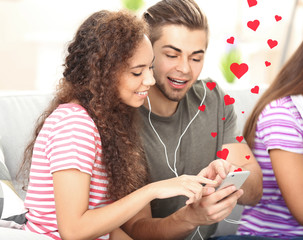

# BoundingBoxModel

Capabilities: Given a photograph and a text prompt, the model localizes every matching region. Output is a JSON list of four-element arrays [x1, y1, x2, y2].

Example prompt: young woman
[[236, 41, 303, 239], [19, 10, 214, 240]]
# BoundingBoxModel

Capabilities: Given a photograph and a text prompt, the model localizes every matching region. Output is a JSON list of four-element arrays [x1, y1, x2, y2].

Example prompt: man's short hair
[[143, 0, 209, 46]]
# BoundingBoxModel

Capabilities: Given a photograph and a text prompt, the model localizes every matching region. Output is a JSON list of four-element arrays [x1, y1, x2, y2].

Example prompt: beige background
[[0, 0, 302, 91]]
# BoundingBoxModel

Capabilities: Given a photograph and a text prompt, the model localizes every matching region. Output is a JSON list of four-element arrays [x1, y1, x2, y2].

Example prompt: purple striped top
[[237, 96, 303, 239]]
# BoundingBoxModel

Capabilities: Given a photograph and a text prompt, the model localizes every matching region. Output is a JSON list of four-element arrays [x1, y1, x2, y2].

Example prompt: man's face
[[152, 25, 207, 102]]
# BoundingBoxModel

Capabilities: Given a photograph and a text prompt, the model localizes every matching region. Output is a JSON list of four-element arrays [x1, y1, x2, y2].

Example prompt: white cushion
[[0, 141, 27, 229]]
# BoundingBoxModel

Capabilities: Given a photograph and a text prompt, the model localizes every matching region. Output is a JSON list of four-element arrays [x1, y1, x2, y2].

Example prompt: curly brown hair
[[19, 10, 149, 200]]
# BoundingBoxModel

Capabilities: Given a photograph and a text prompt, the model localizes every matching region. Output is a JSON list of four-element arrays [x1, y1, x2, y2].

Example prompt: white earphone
[[146, 80, 207, 177], [146, 80, 246, 240]]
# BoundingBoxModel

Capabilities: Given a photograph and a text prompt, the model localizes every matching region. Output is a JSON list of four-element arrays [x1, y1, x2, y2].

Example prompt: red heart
[[224, 95, 235, 106], [251, 86, 259, 94], [265, 61, 271, 67], [245, 155, 251, 160], [222, 117, 226, 121], [227, 36, 234, 44], [234, 168, 242, 172], [236, 136, 244, 143], [242, 111, 245, 114], [247, 0, 257, 7], [211, 132, 217, 138], [206, 82, 216, 91], [275, 15, 282, 22], [217, 148, 229, 160], [267, 39, 278, 49], [198, 105, 206, 111], [247, 20, 260, 31], [230, 63, 249, 79]]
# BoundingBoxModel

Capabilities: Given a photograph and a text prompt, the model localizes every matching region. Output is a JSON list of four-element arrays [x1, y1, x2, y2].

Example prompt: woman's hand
[[149, 175, 216, 205]]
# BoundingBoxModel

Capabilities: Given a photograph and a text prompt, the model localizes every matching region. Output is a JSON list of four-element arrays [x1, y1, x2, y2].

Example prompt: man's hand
[[180, 185, 244, 227], [197, 159, 239, 186]]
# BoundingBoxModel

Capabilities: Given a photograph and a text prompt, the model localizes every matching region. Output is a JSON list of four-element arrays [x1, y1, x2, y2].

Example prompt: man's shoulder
[[187, 78, 225, 102]]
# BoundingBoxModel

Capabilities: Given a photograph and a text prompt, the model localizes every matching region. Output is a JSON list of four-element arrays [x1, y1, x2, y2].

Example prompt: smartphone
[[216, 171, 250, 191]]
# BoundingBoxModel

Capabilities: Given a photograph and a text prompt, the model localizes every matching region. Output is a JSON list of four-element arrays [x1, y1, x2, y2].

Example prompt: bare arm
[[270, 149, 303, 224], [123, 186, 243, 240], [223, 143, 263, 205], [123, 204, 192, 240], [110, 228, 133, 240], [53, 169, 213, 240]]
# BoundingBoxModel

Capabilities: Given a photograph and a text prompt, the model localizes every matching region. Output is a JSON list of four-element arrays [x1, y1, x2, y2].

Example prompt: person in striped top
[[18, 10, 216, 240], [217, 41, 303, 240]]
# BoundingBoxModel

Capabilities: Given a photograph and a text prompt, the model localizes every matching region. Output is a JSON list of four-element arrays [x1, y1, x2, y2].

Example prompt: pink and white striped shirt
[[237, 96, 303, 239], [24, 103, 111, 240]]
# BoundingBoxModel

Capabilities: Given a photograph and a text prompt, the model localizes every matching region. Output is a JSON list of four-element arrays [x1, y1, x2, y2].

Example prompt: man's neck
[[144, 86, 179, 117]]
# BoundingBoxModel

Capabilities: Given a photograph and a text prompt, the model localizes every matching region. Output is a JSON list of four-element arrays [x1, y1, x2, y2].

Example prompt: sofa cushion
[[0, 141, 27, 229], [0, 91, 52, 199], [0, 227, 53, 240]]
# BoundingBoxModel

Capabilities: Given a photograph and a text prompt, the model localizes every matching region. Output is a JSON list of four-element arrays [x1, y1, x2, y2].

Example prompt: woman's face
[[118, 35, 155, 108]]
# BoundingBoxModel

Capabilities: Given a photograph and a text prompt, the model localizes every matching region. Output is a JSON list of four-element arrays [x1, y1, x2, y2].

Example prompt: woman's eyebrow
[[131, 64, 147, 69], [131, 56, 155, 69]]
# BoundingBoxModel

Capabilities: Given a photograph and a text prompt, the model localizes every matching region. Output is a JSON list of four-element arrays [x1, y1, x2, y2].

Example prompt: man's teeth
[[136, 91, 147, 95], [169, 77, 186, 85]]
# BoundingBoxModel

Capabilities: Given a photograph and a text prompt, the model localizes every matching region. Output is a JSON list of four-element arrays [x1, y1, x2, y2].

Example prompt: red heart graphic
[[275, 15, 282, 22], [227, 36, 234, 44], [247, 20, 260, 31], [247, 0, 257, 7], [224, 95, 235, 106], [217, 148, 229, 160], [265, 61, 271, 67], [251, 86, 259, 94], [198, 105, 206, 111], [230, 63, 249, 79], [245, 155, 251, 160], [206, 82, 216, 91], [222, 117, 226, 121], [242, 111, 245, 114], [211, 132, 217, 138], [236, 136, 244, 143], [234, 168, 242, 172], [267, 39, 278, 49]]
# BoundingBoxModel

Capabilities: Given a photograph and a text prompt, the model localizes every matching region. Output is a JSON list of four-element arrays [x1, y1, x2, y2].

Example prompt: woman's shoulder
[[261, 96, 294, 115], [47, 103, 96, 129], [52, 103, 90, 119], [258, 96, 301, 127]]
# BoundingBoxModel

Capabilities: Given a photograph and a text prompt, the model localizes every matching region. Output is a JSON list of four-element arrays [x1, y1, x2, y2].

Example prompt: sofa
[[0, 86, 264, 239]]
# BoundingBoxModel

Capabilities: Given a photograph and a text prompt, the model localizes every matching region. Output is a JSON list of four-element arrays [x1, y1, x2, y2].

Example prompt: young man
[[123, 0, 263, 239]]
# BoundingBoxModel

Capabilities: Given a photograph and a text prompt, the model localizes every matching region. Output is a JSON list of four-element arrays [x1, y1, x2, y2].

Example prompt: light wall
[[199, 0, 303, 89], [0, 0, 302, 91]]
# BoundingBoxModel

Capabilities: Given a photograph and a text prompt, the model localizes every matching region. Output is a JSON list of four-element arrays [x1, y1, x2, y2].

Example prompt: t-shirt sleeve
[[223, 104, 241, 144], [46, 113, 97, 175], [257, 105, 303, 154], [217, 86, 241, 144]]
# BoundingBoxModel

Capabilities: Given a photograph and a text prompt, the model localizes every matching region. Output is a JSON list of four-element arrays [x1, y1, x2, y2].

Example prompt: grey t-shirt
[[139, 79, 240, 239]]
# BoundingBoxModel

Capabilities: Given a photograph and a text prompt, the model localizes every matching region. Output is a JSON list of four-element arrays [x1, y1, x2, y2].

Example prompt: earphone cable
[[146, 80, 246, 240], [146, 80, 206, 177]]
